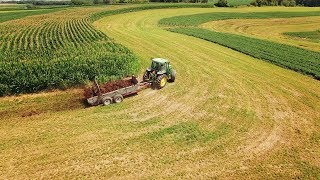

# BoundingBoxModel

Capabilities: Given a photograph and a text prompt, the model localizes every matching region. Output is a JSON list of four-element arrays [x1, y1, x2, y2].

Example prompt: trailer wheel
[[103, 97, 112, 106], [113, 94, 123, 103]]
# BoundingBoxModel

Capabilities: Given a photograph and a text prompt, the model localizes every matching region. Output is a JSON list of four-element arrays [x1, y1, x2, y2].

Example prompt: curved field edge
[[284, 30, 320, 43], [159, 11, 320, 79], [199, 17, 320, 52]]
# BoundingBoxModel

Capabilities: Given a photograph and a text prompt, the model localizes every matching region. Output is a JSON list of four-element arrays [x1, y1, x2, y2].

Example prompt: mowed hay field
[[201, 16, 320, 51], [1, 6, 320, 179]]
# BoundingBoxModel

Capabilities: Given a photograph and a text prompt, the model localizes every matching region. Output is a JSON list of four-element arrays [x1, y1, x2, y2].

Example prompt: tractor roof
[[152, 58, 169, 64]]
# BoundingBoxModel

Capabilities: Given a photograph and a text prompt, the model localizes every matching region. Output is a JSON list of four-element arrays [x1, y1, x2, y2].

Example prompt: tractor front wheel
[[155, 75, 168, 89]]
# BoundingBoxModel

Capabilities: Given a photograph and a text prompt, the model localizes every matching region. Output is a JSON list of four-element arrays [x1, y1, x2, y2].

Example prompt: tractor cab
[[143, 58, 176, 89], [149, 58, 168, 74]]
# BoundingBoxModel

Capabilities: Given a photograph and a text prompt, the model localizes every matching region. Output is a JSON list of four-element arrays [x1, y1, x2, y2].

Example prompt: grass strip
[[159, 11, 320, 26], [284, 30, 320, 42], [169, 27, 320, 79]]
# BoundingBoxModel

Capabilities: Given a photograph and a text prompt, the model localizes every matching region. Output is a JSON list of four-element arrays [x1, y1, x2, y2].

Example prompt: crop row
[[0, 43, 139, 95], [169, 27, 320, 79], [0, 17, 106, 54]]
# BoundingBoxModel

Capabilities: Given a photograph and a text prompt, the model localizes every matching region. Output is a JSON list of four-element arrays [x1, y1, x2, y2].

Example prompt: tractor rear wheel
[[113, 94, 123, 103], [155, 75, 168, 89], [170, 70, 176, 82]]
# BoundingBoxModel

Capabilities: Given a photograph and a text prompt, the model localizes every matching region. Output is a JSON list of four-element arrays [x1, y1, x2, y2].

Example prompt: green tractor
[[143, 58, 176, 89]]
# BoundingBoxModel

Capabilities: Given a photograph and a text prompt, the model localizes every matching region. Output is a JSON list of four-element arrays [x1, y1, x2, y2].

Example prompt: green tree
[[282, 0, 296, 6], [215, 0, 229, 7], [71, 0, 93, 5]]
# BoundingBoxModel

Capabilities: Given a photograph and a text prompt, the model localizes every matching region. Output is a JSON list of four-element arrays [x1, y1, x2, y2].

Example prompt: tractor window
[[160, 64, 164, 70], [151, 62, 158, 69], [152, 62, 163, 71]]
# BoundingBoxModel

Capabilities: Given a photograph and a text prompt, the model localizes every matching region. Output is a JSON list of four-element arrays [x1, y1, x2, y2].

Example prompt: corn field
[[0, 7, 139, 96]]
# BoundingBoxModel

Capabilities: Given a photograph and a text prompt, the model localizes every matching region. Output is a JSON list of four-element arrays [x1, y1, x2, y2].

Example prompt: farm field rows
[[1, 6, 320, 179], [201, 17, 320, 51], [160, 10, 320, 79], [0, 5, 141, 95], [168, 27, 320, 79]]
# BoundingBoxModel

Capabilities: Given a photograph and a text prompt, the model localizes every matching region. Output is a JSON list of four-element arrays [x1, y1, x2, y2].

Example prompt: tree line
[[250, 0, 320, 6], [3, 0, 319, 8], [70, 0, 208, 4]]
